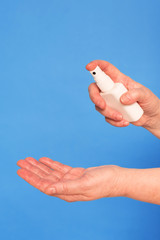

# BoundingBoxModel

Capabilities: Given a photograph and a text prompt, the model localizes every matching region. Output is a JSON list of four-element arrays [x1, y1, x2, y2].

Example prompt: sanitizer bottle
[[89, 66, 144, 122]]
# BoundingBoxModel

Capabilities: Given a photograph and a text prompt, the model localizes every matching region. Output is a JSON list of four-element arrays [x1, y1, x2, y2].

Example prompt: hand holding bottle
[[86, 60, 160, 138]]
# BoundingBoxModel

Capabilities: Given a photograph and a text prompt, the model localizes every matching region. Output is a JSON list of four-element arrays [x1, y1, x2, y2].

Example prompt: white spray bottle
[[89, 66, 144, 122]]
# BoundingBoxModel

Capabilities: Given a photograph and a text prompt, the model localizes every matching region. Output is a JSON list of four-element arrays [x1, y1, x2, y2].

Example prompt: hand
[[17, 157, 123, 202], [86, 60, 160, 138]]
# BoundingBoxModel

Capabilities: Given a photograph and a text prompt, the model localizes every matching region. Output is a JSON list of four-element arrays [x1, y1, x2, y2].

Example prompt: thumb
[[120, 87, 147, 105], [45, 179, 83, 195]]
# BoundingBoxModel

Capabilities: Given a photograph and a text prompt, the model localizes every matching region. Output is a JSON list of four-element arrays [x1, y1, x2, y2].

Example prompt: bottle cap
[[90, 66, 114, 92]]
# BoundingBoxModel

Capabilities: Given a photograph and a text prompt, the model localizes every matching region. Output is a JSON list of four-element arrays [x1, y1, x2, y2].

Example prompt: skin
[[87, 60, 160, 138], [17, 60, 160, 204], [17, 158, 123, 202]]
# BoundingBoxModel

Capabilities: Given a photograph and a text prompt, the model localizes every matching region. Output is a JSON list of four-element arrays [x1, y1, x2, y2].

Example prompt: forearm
[[119, 167, 160, 205], [144, 118, 160, 139], [146, 127, 160, 139]]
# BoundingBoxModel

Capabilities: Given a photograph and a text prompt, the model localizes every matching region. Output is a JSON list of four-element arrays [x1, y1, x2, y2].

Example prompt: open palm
[[17, 157, 121, 202]]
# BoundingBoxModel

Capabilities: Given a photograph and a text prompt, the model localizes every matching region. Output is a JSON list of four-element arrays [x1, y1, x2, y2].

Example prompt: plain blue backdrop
[[0, 0, 160, 239]]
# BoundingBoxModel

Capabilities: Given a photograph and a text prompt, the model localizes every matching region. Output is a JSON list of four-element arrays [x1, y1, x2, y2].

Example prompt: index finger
[[86, 60, 140, 89]]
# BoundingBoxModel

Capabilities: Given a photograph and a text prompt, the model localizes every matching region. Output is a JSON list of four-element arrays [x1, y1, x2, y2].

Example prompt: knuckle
[[126, 90, 136, 100], [124, 89, 137, 102], [140, 86, 150, 97], [132, 87, 144, 97], [131, 88, 137, 95], [131, 87, 147, 102], [111, 112, 118, 120]]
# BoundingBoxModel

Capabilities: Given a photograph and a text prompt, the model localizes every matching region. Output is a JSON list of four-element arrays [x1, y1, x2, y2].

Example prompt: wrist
[[145, 103, 160, 139], [143, 99, 160, 139], [108, 166, 130, 198]]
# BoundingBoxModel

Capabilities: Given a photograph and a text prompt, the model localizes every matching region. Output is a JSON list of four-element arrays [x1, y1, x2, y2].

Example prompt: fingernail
[[123, 121, 129, 126], [121, 94, 131, 103]]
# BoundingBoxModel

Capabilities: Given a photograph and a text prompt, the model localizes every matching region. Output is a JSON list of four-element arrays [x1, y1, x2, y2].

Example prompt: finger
[[49, 170, 64, 179], [95, 105, 123, 121], [17, 160, 48, 178], [88, 83, 106, 109], [17, 169, 48, 192], [25, 157, 53, 174], [86, 60, 140, 89], [25, 157, 64, 179], [120, 87, 148, 105], [105, 117, 129, 127], [39, 157, 72, 174], [45, 179, 83, 195], [86, 60, 122, 81], [25, 158, 63, 179]]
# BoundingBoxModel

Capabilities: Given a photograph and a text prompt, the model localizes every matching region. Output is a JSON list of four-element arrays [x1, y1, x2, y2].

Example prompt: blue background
[[0, 0, 160, 239]]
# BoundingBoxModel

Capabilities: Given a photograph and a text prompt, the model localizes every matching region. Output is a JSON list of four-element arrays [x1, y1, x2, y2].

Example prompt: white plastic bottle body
[[100, 83, 144, 122]]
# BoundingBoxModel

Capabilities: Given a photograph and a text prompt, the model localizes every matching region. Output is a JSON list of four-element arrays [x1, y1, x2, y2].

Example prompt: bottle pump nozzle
[[90, 66, 114, 92]]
